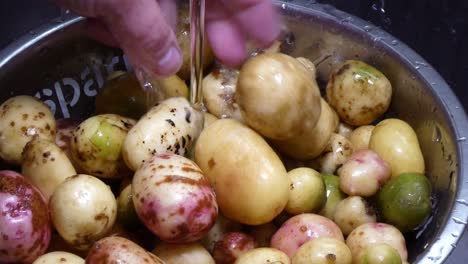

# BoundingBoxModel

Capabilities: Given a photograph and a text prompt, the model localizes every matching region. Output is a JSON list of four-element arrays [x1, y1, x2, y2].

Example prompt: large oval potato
[[195, 119, 289, 225], [0, 95, 56, 164], [272, 99, 339, 160], [123, 97, 203, 171], [326, 60, 392, 126], [22, 137, 77, 201], [236, 53, 321, 140], [369, 118, 425, 177]]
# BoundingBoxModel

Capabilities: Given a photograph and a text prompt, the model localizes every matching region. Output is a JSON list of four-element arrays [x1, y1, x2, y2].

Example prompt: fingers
[[84, 19, 119, 47], [206, 19, 247, 67], [56, 0, 182, 77]]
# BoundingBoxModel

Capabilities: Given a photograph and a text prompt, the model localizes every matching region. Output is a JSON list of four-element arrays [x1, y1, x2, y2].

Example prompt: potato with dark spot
[[313, 133, 353, 174], [292, 237, 352, 264], [85, 236, 164, 264], [123, 97, 203, 171], [200, 213, 243, 252], [333, 196, 377, 235], [326, 60, 392, 126], [153, 242, 215, 264], [132, 153, 218, 243], [22, 137, 76, 201], [0, 170, 51, 264], [50, 174, 117, 250], [0, 95, 56, 164], [33, 251, 84, 264], [236, 52, 321, 140], [212, 232, 257, 264], [234, 248, 290, 264], [285, 168, 326, 215]]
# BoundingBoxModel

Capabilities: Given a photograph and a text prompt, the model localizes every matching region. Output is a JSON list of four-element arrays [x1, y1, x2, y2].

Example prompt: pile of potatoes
[[0, 37, 432, 264]]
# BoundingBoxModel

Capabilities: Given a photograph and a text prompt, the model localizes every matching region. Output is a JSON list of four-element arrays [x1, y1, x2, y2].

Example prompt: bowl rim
[[0, 1, 467, 263]]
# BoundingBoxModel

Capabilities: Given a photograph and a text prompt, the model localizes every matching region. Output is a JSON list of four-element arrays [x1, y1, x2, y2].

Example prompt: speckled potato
[[132, 153, 217, 243], [236, 52, 321, 140], [200, 213, 243, 252], [33, 251, 84, 264], [21, 137, 76, 201], [123, 97, 203, 171], [333, 197, 377, 235], [292, 237, 352, 264], [338, 150, 391, 197], [50, 174, 117, 250], [285, 167, 326, 215], [356, 243, 402, 264], [315, 133, 353, 174], [346, 223, 408, 263], [86, 236, 164, 264], [212, 232, 257, 264], [203, 66, 243, 122], [153, 242, 215, 264], [369, 118, 425, 177], [195, 119, 289, 225], [234, 248, 290, 264], [0, 170, 51, 264], [349, 125, 374, 151], [271, 213, 344, 258], [249, 223, 277, 248], [319, 174, 347, 219], [326, 60, 392, 126], [71, 114, 135, 178], [273, 99, 339, 160], [0, 95, 56, 164]]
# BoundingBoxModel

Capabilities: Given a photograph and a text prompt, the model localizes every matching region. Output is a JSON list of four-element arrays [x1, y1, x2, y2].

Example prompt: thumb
[[57, 0, 182, 77]]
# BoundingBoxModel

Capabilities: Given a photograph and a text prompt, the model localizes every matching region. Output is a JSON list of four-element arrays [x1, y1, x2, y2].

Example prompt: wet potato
[[32, 251, 84, 264], [212, 232, 257, 264], [333, 196, 377, 236], [292, 237, 352, 264], [153, 242, 215, 264]]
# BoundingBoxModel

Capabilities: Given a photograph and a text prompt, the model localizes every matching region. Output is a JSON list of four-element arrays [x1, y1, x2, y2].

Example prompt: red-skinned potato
[[212, 232, 257, 264], [200, 213, 243, 252]]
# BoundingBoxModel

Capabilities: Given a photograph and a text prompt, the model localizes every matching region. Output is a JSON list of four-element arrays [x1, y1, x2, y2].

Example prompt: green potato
[[285, 167, 326, 215], [358, 243, 402, 264], [377, 173, 432, 232], [319, 174, 347, 219]]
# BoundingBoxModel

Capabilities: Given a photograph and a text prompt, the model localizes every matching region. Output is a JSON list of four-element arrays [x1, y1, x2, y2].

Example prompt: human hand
[[55, 0, 280, 77]]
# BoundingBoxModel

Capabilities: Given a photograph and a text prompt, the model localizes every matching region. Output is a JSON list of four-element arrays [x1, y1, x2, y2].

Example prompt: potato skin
[[195, 119, 289, 225], [22, 137, 77, 201], [50, 174, 117, 250], [349, 125, 374, 152], [123, 97, 203, 171], [271, 213, 344, 258], [85, 236, 164, 264], [212, 232, 257, 264], [326, 60, 392, 126], [0, 170, 51, 264], [333, 196, 377, 235], [369, 119, 425, 177], [292, 237, 352, 264], [33, 251, 84, 264], [234, 248, 290, 264], [0, 95, 56, 164], [285, 168, 326, 215], [153, 242, 215, 264], [132, 153, 217, 243], [236, 53, 321, 140]]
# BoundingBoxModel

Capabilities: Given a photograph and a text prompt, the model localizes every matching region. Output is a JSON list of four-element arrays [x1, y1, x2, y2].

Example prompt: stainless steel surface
[[0, 1, 467, 263]]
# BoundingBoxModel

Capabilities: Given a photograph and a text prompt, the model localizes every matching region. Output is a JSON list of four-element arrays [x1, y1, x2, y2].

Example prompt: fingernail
[[155, 46, 183, 77]]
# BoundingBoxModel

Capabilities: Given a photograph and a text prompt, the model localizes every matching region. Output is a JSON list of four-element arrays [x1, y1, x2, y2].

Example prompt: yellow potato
[[369, 118, 425, 177], [273, 99, 339, 160], [349, 125, 374, 151], [236, 53, 321, 140], [195, 119, 289, 225], [292, 237, 352, 264], [153, 243, 215, 264], [234, 248, 290, 264], [285, 167, 326, 215], [32, 251, 84, 264]]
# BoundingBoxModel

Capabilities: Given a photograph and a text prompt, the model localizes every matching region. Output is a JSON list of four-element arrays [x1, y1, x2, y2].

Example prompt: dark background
[[0, 0, 467, 262]]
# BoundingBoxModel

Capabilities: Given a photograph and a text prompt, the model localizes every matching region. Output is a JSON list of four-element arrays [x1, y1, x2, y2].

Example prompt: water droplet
[[453, 217, 467, 225], [431, 82, 436, 85], [391, 39, 398, 45], [450, 28, 457, 34], [415, 65, 421, 70], [281, 3, 286, 9], [432, 126, 442, 143], [364, 25, 372, 32], [456, 199, 468, 206], [457, 137, 467, 142], [455, 106, 460, 109]]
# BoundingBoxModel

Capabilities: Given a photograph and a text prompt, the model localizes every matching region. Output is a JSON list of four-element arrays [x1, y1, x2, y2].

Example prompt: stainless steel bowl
[[0, 1, 467, 263]]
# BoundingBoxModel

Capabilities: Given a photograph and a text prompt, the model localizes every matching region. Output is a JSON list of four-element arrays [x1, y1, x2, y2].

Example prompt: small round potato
[[71, 114, 135, 178], [22, 137, 77, 202], [153, 242, 215, 264], [234, 248, 290, 264], [346, 223, 408, 263], [315, 133, 353, 174], [212, 232, 257, 264], [326, 60, 392, 126], [202, 66, 243, 122], [292, 237, 352, 264], [356, 243, 402, 264], [369, 118, 425, 177], [349, 125, 374, 151], [50, 174, 117, 250], [236, 52, 321, 140], [0, 95, 56, 164], [86, 236, 164, 264], [32, 251, 84, 264], [285, 167, 326, 215], [318, 174, 347, 219], [200, 213, 243, 252], [333, 196, 377, 235]]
